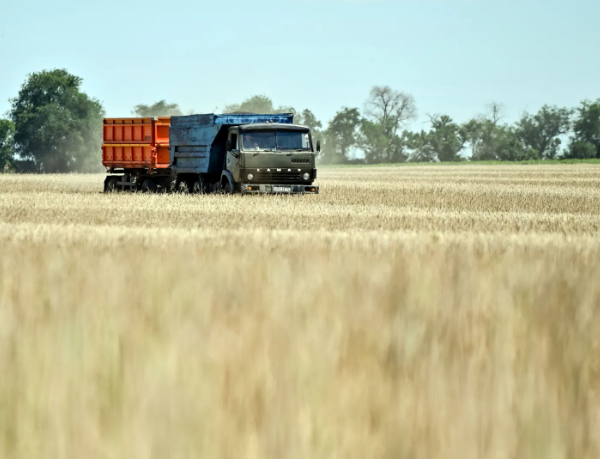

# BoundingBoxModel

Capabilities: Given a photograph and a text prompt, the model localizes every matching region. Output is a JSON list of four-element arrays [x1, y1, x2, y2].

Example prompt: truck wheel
[[106, 177, 119, 193], [141, 179, 157, 193], [221, 180, 233, 194]]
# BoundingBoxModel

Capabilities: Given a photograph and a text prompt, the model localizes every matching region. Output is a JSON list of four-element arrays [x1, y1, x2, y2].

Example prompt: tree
[[322, 108, 361, 164], [224, 94, 310, 123], [132, 100, 183, 117], [296, 109, 322, 132], [405, 130, 436, 162], [296, 109, 323, 152], [358, 86, 416, 164], [565, 99, 600, 158], [9, 69, 105, 173], [495, 127, 539, 161], [0, 119, 15, 169], [365, 86, 416, 138], [566, 141, 597, 159], [224, 95, 277, 114], [462, 103, 536, 161], [427, 114, 466, 162], [359, 120, 407, 164], [515, 105, 571, 159], [463, 119, 499, 160], [464, 119, 537, 161], [484, 102, 504, 125]]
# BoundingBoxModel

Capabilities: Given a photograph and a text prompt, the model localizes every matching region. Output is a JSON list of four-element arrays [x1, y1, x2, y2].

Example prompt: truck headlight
[[302, 172, 310, 181], [247, 173, 254, 181]]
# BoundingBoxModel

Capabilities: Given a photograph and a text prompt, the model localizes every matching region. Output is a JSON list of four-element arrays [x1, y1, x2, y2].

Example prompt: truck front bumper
[[241, 183, 319, 194]]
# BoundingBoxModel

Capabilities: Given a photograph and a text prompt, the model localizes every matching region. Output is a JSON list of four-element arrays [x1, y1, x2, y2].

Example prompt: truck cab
[[225, 123, 319, 194]]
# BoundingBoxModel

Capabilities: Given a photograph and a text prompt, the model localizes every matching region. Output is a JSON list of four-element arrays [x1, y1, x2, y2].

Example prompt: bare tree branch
[[365, 86, 417, 136], [485, 102, 505, 125]]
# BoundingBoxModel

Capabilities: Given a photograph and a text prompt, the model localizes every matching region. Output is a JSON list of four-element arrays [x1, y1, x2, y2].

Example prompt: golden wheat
[[1, 165, 600, 459]]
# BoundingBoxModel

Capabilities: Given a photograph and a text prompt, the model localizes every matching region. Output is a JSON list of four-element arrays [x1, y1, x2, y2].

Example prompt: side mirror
[[226, 139, 232, 151], [316, 140, 321, 152]]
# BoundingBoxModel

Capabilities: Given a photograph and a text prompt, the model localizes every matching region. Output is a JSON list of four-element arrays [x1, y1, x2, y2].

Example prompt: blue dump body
[[170, 113, 294, 174]]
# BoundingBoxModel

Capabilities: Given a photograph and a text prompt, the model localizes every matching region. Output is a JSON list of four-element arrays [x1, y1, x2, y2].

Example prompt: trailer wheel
[[141, 179, 157, 193], [106, 177, 119, 193]]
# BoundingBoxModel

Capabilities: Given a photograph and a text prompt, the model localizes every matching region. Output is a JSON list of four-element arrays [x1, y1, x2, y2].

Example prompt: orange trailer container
[[102, 117, 170, 171]]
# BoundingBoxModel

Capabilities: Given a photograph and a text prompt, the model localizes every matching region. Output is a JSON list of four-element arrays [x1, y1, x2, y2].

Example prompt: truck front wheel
[[221, 180, 233, 194]]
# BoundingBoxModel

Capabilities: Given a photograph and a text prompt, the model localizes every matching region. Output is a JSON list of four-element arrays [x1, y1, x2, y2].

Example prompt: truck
[[102, 113, 320, 194]]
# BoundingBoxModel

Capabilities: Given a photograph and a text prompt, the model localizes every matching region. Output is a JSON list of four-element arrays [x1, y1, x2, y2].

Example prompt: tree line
[[2, 69, 600, 172], [229, 89, 600, 164]]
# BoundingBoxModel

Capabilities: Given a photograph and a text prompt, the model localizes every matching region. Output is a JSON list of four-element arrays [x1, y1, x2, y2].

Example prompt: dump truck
[[102, 113, 320, 194]]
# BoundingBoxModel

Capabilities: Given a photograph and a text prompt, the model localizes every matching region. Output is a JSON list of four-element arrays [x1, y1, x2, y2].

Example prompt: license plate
[[272, 186, 291, 193]]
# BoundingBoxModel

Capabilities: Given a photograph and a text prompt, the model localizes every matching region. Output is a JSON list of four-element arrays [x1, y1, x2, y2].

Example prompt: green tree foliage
[[462, 104, 537, 162], [427, 115, 466, 161], [223, 95, 322, 126], [566, 141, 596, 159], [359, 86, 416, 164], [9, 69, 105, 172], [463, 119, 501, 161], [0, 119, 15, 169], [565, 99, 600, 159], [464, 119, 538, 161], [132, 100, 183, 117], [359, 119, 406, 164], [515, 105, 571, 159], [296, 109, 324, 152], [321, 108, 361, 164], [405, 130, 436, 162], [296, 109, 322, 131], [365, 86, 416, 137], [224, 95, 280, 114], [496, 127, 539, 161]]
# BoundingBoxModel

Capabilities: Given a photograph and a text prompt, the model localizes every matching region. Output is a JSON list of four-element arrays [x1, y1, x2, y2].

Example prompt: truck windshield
[[242, 131, 310, 152]]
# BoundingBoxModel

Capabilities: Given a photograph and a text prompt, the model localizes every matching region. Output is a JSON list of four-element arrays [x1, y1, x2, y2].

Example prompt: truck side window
[[230, 134, 238, 150]]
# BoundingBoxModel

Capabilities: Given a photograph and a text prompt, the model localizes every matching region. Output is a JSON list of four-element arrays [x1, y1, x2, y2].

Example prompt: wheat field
[[1, 165, 600, 459]]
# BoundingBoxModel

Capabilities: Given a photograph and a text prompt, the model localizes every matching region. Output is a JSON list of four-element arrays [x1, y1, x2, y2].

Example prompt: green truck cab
[[225, 123, 319, 194]]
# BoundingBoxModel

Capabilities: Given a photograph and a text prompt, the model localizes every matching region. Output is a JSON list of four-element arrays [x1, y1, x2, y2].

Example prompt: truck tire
[[141, 179, 157, 193], [221, 180, 233, 194], [106, 177, 119, 193], [220, 172, 234, 194]]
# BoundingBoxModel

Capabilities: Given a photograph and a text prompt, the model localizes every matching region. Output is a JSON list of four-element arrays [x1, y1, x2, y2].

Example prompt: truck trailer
[[102, 113, 319, 194]]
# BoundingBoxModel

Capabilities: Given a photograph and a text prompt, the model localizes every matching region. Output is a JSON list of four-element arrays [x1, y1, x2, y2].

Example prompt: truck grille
[[255, 171, 303, 183], [291, 158, 310, 164]]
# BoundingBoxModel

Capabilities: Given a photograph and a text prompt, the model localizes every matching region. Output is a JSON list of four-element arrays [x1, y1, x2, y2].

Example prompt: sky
[[1, 0, 599, 129]]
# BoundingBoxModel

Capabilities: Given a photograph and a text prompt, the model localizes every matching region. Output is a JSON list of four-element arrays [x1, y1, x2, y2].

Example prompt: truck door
[[226, 129, 241, 182]]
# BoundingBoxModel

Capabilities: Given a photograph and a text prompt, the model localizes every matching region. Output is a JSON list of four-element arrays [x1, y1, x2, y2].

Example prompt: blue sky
[[1, 0, 598, 129]]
